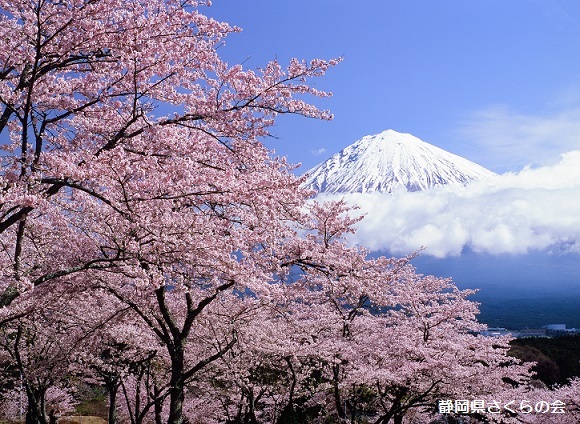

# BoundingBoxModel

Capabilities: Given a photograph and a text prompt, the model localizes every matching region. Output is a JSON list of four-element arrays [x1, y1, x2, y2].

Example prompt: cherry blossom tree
[[0, 284, 86, 424], [182, 296, 333, 423], [0, 386, 76, 423], [151, 199, 533, 424], [0, 0, 338, 306], [69, 291, 160, 424], [0, 0, 338, 422], [245, 200, 533, 424], [0, 2, 554, 424], [341, 280, 530, 424]]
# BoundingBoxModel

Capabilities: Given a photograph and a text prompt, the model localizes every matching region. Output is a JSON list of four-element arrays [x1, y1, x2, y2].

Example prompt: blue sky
[[208, 1, 580, 173]]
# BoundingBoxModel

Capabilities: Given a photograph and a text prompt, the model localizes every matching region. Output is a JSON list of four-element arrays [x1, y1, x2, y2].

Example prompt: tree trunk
[[277, 404, 299, 424], [106, 378, 119, 424], [25, 386, 47, 424], [244, 391, 258, 424], [167, 349, 185, 424], [154, 385, 163, 424], [332, 364, 345, 419], [167, 384, 184, 424]]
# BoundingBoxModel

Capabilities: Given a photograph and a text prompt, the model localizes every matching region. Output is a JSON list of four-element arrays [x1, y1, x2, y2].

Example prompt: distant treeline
[[509, 334, 580, 387]]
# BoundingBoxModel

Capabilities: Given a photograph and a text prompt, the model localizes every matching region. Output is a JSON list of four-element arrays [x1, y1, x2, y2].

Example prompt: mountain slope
[[303, 130, 497, 194]]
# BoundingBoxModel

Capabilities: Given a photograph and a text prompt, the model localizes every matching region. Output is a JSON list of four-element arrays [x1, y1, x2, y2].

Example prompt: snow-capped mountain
[[303, 130, 497, 194]]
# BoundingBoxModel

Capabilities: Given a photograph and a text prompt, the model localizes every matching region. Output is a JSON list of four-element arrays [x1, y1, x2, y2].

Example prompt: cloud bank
[[319, 151, 580, 258]]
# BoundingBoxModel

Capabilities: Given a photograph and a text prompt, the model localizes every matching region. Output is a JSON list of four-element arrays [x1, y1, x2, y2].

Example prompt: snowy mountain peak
[[303, 130, 497, 194]]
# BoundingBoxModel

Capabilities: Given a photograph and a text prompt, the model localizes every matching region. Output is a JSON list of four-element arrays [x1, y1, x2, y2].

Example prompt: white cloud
[[454, 104, 580, 172], [311, 148, 327, 156], [319, 151, 580, 257]]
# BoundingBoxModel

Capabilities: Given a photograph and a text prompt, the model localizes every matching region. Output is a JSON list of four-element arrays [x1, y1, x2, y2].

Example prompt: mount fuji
[[303, 130, 497, 194]]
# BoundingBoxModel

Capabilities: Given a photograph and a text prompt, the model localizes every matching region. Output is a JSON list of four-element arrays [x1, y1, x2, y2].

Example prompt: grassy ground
[[73, 385, 108, 420], [58, 417, 107, 424], [1, 415, 106, 424]]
